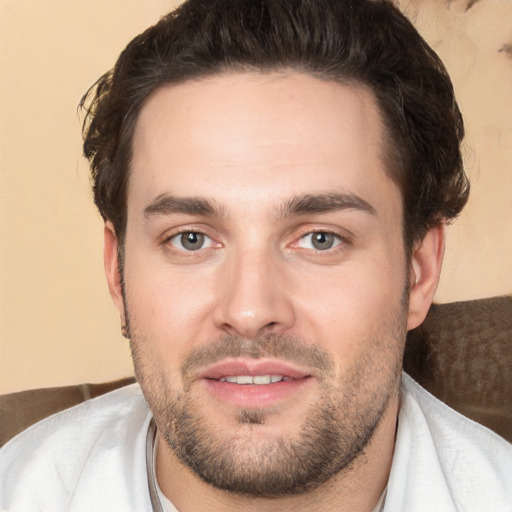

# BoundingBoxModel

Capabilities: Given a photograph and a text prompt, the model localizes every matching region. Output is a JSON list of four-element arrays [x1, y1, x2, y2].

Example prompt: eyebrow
[[279, 192, 376, 218], [144, 194, 224, 218], [143, 191, 376, 219]]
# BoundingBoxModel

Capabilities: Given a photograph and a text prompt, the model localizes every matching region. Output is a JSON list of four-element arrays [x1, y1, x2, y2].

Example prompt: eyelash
[[164, 229, 217, 252], [291, 229, 347, 253], [162, 228, 348, 255]]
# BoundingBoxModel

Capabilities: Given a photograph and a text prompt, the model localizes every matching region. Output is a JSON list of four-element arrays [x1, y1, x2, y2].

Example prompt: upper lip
[[197, 358, 311, 381]]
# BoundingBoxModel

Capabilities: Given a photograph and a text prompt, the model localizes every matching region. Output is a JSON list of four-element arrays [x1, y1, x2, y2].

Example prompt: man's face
[[108, 72, 415, 496]]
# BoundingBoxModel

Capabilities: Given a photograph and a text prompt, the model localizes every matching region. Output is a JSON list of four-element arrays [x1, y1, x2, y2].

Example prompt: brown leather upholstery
[[0, 377, 135, 447], [404, 294, 512, 442], [1, 295, 511, 447]]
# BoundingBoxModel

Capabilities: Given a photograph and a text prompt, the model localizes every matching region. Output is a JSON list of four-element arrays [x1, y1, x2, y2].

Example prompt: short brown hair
[[80, 0, 469, 253]]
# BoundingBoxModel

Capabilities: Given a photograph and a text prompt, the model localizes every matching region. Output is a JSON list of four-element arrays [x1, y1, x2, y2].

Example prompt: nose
[[212, 248, 295, 339]]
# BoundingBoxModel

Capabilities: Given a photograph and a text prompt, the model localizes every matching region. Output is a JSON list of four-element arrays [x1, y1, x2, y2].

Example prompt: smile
[[218, 375, 293, 384], [198, 360, 313, 408]]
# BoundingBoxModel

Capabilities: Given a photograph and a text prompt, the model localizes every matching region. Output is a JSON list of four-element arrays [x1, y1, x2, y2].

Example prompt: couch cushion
[[0, 377, 135, 447], [404, 295, 512, 441]]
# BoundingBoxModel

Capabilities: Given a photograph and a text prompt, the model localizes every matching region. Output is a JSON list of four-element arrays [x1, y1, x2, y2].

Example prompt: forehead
[[129, 71, 398, 215]]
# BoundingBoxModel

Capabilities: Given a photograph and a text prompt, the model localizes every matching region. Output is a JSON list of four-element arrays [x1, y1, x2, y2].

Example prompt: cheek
[[122, 254, 220, 355], [127, 279, 205, 327], [292, 257, 407, 353]]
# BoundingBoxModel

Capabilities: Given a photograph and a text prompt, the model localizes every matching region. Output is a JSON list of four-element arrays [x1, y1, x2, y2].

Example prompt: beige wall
[[1, 0, 511, 394], [399, 0, 512, 302]]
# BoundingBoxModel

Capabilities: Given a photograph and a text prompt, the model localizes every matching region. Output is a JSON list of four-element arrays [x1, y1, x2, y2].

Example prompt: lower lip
[[203, 378, 311, 408]]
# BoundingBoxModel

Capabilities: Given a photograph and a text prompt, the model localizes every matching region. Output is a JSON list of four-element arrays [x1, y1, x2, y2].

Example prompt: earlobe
[[104, 222, 126, 321], [407, 225, 445, 330]]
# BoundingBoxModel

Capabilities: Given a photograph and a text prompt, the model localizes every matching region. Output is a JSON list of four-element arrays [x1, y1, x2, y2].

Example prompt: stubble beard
[[129, 315, 406, 498]]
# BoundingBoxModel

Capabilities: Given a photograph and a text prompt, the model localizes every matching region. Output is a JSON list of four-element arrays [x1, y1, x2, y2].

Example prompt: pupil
[[182, 232, 204, 250], [312, 232, 333, 250]]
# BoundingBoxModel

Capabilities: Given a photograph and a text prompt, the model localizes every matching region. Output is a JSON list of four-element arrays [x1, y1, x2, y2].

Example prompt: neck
[[155, 392, 399, 512]]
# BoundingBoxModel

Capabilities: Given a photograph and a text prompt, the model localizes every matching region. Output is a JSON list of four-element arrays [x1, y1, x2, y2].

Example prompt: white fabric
[[0, 374, 511, 511]]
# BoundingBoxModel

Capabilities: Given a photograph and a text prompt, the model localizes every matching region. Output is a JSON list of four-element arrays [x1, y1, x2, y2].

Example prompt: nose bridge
[[213, 243, 294, 338]]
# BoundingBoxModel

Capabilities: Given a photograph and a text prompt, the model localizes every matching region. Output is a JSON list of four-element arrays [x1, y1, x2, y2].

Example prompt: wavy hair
[[80, 0, 469, 254]]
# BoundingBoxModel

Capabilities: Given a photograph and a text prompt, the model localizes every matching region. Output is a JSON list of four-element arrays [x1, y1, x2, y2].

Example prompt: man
[[0, 0, 510, 510]]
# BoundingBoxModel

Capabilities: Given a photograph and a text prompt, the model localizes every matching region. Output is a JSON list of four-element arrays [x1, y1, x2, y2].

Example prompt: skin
[[104, 71, 444, 511]]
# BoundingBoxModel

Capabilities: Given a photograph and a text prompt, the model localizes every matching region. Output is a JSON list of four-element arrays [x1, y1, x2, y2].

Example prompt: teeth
[[219, 375, 285, 385], [235, 375, 253, 384], [253, 375, 271, 384]]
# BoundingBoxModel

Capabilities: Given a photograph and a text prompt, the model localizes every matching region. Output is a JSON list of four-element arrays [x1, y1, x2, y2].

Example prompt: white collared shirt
[[1, 374, 511, 511]]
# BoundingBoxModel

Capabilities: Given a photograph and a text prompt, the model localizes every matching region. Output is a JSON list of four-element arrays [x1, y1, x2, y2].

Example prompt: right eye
[[169, 232, 214, 251], [296, 231, 343, 251]]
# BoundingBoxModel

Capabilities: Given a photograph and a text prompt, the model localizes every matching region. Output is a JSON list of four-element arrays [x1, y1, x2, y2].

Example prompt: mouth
[[197, 359, 313, 409], [218, 375, 293, 384]]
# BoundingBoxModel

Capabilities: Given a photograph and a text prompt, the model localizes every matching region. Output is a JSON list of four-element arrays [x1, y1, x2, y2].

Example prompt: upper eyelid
[[286, 230, 348, 254], [159, 225, 350, 245], [293, 226, 351, 242], [164, 231, 219, 256], [167, 229, 211, 240], [162, 226, 213, 242], [301, 230, 342, 239], [295, 231, 345, 246]]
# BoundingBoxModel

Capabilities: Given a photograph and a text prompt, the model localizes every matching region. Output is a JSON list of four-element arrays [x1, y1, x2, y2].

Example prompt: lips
[[198, 358, 312, 408], [198, 358, 310, 381]]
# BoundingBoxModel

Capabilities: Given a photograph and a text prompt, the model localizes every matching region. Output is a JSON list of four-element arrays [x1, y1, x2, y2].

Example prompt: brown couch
[[1, 295, 511, 447], [404, 294, 512, 441]]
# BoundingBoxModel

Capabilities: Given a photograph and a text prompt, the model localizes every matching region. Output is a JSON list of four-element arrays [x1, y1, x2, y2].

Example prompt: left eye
[[169, 232, 214, 251], [297, 232, 342, 251]]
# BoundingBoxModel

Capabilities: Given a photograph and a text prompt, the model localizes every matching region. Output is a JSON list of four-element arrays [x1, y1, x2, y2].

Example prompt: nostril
[[262, 321, 278, 332]]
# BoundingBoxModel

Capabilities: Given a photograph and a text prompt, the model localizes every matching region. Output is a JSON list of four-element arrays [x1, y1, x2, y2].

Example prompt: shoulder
[[401, 373, 512, 455], [0, 383, 152, 511], [0, 383, 148, 455], [387, 373, 512, 512]]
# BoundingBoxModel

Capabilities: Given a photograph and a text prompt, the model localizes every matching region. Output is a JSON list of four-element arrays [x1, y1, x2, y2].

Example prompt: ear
[[407, 224, 445, 330], [104, 221, 126, 322]]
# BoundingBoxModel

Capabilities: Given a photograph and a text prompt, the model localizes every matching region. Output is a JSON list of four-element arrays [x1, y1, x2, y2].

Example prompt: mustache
[[181, 334, 334, 380]]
